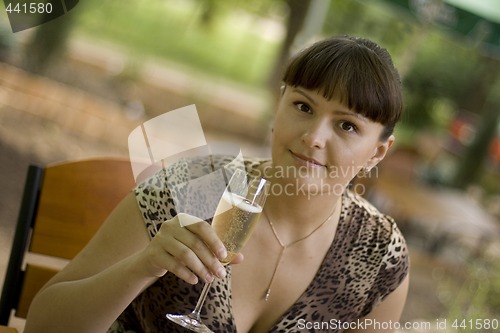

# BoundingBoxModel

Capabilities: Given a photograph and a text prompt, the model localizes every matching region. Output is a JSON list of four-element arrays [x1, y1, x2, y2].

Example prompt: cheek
[[326, 144, 371, 174], [273, 114, 298, 142]]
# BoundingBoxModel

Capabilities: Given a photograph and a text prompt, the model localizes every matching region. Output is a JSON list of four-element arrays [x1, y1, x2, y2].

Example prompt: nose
[[301, 120, 329, 149]]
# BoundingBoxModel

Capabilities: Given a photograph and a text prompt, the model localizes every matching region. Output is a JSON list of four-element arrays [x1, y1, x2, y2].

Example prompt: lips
[[290, 150, 326, 168]]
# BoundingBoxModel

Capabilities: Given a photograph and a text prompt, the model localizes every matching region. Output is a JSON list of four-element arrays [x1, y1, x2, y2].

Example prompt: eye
[[293, 102, 312, 114], [339, 121, 358, 133]]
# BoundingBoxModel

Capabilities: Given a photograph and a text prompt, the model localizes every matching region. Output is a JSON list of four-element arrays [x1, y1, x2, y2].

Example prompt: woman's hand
[[24, 197, 244, 333], [140, 213, 243, 284]]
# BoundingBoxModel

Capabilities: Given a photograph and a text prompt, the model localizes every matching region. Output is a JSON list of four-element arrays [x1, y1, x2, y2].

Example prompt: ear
[[366, 135, 395, 171]]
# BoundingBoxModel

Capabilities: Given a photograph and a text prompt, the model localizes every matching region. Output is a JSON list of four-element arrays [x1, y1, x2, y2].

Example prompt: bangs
[[282, 37, 403, 127]]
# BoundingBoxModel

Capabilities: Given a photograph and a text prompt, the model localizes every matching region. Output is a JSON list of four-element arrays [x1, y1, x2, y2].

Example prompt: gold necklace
[[263, 202, 339, 301]]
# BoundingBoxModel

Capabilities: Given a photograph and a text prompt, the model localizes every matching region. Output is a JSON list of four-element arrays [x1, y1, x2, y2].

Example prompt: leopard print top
[[108, 155, 409, 333]]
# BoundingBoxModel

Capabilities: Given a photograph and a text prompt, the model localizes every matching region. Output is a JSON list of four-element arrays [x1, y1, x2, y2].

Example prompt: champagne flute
[[166, 169, 270, 332]]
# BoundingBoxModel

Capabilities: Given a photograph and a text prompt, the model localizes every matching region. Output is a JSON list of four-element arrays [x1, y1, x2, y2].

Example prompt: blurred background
[[0, 0, 499, 331]]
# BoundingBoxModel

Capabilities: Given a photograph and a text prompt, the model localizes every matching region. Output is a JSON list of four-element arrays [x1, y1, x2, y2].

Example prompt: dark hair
[[282, 36, 403, 140]]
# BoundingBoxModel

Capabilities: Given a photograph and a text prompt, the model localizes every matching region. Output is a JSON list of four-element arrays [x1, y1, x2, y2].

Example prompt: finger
[[166, 240, 216, 283], [163, 254, 201, 285], [174, 225, 226, 279], [229, 252, 244, 265], [185, 219, 227, 261], [157, 220, 218, 282], [145, 239, 199, 284]]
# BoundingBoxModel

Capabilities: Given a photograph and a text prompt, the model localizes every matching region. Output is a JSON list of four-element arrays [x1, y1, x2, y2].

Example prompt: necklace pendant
[[265, 288, 271, 302]]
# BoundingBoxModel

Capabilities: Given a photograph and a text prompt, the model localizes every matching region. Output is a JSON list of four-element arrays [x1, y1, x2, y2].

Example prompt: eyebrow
[[293, 88, 368, 123], [334, 110, 369, 123], [293, 88, 318, 106]]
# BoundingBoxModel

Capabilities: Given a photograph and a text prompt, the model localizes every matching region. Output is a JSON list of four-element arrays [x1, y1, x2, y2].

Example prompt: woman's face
[[269, 86, 394, 196]]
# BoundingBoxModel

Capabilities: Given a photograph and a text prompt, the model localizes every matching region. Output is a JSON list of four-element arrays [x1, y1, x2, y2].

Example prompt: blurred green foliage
[[402, 34, 481, 131], [75, 0, 282, 87], [439, 257, 500, 332]]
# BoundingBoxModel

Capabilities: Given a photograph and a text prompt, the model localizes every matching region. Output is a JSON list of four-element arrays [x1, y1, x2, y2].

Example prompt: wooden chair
[[0, 158, 135, 325]]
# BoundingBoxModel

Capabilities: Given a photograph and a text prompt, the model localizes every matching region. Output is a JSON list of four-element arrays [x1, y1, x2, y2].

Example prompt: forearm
[[24, 251, 158, 333], [23, 205, 228, 332]]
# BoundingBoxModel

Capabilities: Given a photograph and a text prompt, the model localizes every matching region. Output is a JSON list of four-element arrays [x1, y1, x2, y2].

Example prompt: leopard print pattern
[[108, 156, 409, 333]]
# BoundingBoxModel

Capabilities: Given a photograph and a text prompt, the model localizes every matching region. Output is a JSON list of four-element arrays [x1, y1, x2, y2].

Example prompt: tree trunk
[[22, 9, 78, 74], [451, 58, 500, 189], [267, 0, 313, 95]]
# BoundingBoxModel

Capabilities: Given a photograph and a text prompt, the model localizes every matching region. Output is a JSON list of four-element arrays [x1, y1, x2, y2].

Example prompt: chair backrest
[[0, 158, 135, 325]]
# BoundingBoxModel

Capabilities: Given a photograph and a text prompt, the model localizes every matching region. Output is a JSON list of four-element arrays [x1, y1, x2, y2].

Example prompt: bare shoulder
[[41, 191, 150, 288]]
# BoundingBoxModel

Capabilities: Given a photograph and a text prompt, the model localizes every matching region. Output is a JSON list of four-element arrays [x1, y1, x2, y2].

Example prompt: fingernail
[[205, 272, 215, 283], [218, 248, 227, 261], [216, 267, 226, 278]]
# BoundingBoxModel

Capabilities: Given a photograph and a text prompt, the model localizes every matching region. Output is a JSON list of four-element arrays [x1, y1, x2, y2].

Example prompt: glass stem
[[190, 282, 212, 320]]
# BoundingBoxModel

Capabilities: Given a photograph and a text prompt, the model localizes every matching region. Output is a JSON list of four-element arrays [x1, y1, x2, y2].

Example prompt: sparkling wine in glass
[[166, 169, 269, 332]]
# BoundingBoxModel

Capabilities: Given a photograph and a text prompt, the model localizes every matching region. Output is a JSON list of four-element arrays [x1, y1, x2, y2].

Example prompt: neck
[[258, 161, 344, 238], [262, 185, 342, 244]]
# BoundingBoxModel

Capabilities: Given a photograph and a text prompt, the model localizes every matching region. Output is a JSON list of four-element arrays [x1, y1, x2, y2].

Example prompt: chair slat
[[30, 158, 135, 259], [15, 265, 59, 319]]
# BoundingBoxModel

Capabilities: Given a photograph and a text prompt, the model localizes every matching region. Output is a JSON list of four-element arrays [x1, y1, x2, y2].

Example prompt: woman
[[25, 36, 409, 333]]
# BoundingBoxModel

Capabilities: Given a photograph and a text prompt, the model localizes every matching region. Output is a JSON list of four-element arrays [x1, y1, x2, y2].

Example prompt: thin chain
[[263, 202, 338, 301]]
